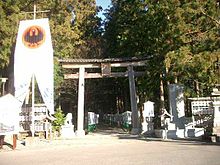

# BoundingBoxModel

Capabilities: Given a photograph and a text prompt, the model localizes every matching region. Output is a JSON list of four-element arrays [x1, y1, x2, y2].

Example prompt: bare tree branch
[[200, 7, 220, 26]]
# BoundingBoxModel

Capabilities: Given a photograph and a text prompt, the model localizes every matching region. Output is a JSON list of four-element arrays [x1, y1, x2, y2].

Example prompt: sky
[[96, 0, 111, 9], [96, 0, 111, 19]]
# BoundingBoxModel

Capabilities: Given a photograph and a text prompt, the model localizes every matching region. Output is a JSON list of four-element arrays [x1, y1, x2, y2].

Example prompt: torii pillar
[[76, 67, 85, 136], [128, 66, 140, 134]]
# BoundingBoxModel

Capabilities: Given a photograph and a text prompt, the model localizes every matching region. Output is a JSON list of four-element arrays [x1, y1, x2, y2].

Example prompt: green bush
[[52, 108, 66, 134]]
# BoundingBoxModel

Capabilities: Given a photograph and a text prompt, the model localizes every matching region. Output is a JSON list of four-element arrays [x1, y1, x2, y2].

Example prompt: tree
[[0, 1, 21, 72], [164, 0, 220, 97], [103, 0, 169, 111], [103, 0, 220, 123], [52, 107, 66, 134], [0, 0, 103, 109]]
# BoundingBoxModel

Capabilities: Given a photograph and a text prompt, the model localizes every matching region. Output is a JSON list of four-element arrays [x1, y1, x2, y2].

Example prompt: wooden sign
[[0, 94, 20, 135], [101, 63, 111, 76]]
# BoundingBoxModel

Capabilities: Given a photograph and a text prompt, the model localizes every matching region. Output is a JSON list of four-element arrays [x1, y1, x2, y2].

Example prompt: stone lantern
[[211, 88, 220, 141], [211, 88, 220, 127]]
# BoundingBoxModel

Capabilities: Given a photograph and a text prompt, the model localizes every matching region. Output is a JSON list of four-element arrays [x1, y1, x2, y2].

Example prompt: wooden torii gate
[[59, 57, 148, 135]]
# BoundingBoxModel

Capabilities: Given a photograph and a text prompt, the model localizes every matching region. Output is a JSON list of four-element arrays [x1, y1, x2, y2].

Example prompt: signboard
[[0, 94, 21, 135], [14, 18, 54, 114], [189, 97, 213, 115], [143, 101, 154, 117], [101, 63, 111, 76]]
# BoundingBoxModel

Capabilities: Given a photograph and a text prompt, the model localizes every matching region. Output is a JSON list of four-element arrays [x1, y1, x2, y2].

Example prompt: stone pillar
[[76, 67, 85, 136], [213, 99, 220, 127], [168, 84, 185, 129], [128, 66, 139, 134], [211, 89, 220, 127]]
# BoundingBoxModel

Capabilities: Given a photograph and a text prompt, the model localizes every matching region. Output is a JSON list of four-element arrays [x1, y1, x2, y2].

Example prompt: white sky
[[96, 0, 111, 9]]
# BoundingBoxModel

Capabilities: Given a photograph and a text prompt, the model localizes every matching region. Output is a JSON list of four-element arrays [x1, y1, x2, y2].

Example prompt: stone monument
[[155, 84, 186, 139], [61, 113, 75, 139], [168, 84, 185, 129], [142, 101, 154, 135]]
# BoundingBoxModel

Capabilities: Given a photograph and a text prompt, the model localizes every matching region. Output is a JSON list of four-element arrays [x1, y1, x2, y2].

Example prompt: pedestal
[[61, 125, 75, 139], [131, 128, 140, 135], [75, 130, 85, 137], [142, 117, 154, 135]]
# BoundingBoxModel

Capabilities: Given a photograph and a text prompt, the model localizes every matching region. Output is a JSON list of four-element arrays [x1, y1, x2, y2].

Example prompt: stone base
[[142, 122, 154, 136], [61, 125, 75, 139], [24, 137, 39, 146], [186, 128, 204, 137], [155, 128, 204, 139], [75, 130, 85, 137], [131, 128, 140, 135], [155, 129, 182, 139]]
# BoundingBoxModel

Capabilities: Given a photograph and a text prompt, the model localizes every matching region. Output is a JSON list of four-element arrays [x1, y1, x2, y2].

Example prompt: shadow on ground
[[94, 123, 220, 147]]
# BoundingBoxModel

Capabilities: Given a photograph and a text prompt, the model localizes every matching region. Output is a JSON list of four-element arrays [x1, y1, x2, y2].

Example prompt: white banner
[[14, 18, 54, 114]]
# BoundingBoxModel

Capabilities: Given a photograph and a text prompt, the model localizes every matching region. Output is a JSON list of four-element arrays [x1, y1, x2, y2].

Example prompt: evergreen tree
[[0, 0, 102, 109], [103, 0, 220, 116]]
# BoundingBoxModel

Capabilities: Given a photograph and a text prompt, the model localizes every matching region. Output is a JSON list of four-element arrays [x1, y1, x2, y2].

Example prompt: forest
[[0, 0, 219, 123]]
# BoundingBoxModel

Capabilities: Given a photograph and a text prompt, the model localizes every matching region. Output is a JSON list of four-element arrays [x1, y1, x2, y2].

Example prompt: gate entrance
[[59, 57, 148, 135]]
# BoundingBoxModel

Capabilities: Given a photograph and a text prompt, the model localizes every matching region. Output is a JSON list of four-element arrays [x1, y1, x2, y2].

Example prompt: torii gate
[[59, 57, 148, 135]]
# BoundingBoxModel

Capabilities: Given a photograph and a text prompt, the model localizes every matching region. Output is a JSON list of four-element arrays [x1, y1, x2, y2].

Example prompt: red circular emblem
[[22, 25, 45, 49]]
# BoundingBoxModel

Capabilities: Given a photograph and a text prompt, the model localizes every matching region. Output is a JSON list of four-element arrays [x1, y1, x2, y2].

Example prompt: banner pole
[[31, 75, 35, 137], [34, 4, 36, 20]]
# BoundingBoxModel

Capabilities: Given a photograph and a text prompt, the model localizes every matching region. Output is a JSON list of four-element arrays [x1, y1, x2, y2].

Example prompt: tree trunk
[[160, 73, 165, 111], [194, 80, 200, 97]]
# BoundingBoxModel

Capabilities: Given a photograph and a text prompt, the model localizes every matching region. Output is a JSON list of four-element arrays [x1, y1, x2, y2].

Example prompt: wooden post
[[160, 73, 165, 110], [13, 134, 17, 150], [0, 135, 4, 149], [45, 109, 48, 139], [76, 67, 85, 136], [45, 119, 49, 139], [128, 66, 139, 134]]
